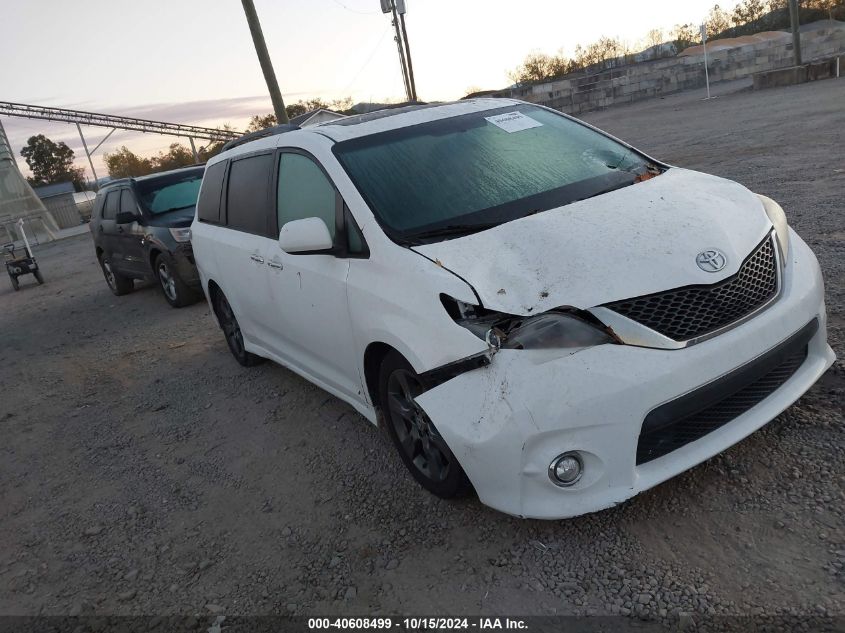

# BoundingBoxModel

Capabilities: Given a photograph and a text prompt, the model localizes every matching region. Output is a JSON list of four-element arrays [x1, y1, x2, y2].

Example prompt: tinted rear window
[[197, 160, 227, 223], [226, 154, 273, 236], [136, 170, 204, 215]]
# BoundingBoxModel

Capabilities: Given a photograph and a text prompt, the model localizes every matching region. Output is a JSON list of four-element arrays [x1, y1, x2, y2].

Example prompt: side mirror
[[279, 217, 334, 254], [115, 211, 138, 224]]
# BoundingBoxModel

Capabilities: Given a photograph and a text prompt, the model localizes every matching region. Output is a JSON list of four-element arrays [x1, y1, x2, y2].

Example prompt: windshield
[[334, 104, 656, 243], [136, 170, 204, 215]]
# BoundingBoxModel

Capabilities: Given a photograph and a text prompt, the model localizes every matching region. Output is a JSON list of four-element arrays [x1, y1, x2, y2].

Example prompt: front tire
[[9, 273, 19, 291], [155, 252, 198, 308], [33, 269, 44, 285], [99, 254, 133, 296], [212, 291, 264, 367], [379, 351, 471, 498]]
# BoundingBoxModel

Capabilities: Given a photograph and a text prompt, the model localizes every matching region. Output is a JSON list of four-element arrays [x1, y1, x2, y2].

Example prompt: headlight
[[757, 194, 788, 260], [501, 313, 613, 350], [442, 296, 615, 352], [169, 227, 192, 243]]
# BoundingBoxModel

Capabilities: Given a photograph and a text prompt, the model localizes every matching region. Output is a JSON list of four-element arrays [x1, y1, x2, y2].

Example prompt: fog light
[[549, 452, 583, 487]]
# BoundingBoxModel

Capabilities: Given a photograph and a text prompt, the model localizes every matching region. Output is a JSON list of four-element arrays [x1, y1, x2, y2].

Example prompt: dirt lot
[[1, 79, 843, 623]]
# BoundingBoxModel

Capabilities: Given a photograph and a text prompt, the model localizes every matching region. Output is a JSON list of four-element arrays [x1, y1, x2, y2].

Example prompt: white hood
[[412, 168, 772, 315]]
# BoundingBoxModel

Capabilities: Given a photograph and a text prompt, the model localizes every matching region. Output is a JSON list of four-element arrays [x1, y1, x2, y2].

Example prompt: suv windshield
[[136, 169, 204, 215], [334, 104, 657, 243]]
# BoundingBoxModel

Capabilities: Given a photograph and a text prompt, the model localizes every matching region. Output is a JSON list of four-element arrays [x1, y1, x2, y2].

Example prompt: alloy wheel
[[103, 260, 116, 291], [158, 262, 177, 302], [386, 369, 451, 483], [217, 296, 245, 358]]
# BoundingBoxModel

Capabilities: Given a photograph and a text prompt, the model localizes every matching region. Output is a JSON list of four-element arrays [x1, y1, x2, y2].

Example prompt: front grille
[[605, 236, 778, 342], [636, 318, 816, 465]]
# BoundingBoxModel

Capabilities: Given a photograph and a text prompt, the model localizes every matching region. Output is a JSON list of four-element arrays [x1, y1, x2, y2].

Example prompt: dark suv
[[90, 166, 204, 307]]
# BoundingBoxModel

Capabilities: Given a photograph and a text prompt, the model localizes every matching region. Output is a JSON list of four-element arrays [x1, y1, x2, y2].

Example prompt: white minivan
[[191, 99, 834, 519]]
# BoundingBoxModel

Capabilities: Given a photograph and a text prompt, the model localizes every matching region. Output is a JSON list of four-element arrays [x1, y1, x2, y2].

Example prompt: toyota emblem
[[696, 249, 727, 272]]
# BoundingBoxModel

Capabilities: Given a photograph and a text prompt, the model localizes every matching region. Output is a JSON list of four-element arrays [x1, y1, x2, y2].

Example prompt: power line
[[330, 0, 380, 15], [342, 26, 392, 94]]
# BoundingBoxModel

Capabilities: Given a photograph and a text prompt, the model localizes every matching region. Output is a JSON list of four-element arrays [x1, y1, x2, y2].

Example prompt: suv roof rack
[[221, 124, 300, 153]]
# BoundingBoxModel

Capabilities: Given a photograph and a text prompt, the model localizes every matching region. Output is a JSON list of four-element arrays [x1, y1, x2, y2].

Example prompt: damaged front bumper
[[415, 231, 835, 519]]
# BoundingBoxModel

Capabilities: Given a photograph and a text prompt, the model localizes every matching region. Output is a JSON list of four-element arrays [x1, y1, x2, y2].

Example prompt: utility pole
[[398, 9, 417, 101], [787, 0, 802, 66], [390, 1, 411, 101], [381, 0, 416, 102], [241, 0, 289, 124]]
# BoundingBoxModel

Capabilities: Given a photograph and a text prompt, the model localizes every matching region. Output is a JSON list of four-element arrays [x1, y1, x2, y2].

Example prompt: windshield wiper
[[405, 222, 501, 244]]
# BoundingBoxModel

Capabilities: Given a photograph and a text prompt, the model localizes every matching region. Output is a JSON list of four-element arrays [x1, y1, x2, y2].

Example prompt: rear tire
[[99, 254, 133, 296], [378, 351, 471, 499], [212, 291, 264, 367], [10, 274, 19, 291], [33, 269, 44, 285], [155, 252, 198, 308]]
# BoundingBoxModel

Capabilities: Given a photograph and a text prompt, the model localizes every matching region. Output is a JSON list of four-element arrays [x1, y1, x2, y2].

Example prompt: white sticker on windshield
[[485, 111, 543, 133]]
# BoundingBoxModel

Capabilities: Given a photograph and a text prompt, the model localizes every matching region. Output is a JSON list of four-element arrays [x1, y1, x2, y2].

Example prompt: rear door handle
[[250, 254, 265, 263], [267, 261, 283, 270]]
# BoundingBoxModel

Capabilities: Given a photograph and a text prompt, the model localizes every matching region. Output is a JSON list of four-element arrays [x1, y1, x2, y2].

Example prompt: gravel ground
[[1, 78, 842, 625]]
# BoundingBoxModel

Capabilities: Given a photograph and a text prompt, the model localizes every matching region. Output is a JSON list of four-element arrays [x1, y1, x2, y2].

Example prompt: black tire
[[99, 254, 133, 296], [33, 269, 44, 285], [10, 274, 19, 291], [155, 252, 199, 308], [378, 351, 471, 498], [212, 291, 264, 367]]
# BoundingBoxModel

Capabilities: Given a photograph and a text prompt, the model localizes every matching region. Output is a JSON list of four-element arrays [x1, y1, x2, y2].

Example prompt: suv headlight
[[757, 194, 788, 260], [442, 296, 616, 353], [169, 227, 192, 243]]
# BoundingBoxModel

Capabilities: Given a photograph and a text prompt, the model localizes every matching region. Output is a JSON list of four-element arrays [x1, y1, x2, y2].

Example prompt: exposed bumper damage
[[415, 230, 835, 519]]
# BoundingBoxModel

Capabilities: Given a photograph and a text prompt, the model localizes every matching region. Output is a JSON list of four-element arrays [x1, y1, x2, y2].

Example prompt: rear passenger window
[[226, 154, 273, 235], [277, 153, 337, 239], [197, 160, 227, 223], [103, 191, 119, 220]]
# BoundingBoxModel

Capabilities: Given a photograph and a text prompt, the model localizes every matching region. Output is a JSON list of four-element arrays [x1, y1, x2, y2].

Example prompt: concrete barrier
[[496, 23, 845, 114]]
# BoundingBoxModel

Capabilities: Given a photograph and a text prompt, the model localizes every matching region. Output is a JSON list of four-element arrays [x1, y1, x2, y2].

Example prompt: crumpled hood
[[412, 168, 772, 315]]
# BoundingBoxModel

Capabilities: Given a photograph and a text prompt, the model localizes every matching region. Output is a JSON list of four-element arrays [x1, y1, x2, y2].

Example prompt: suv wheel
[[213, 291, 264, 367], [99, 254, 133, 296], [379, 351, 471, 498], [155, 252, 198, 308]]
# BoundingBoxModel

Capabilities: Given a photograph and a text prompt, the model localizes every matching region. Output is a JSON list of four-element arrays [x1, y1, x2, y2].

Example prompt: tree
[[509, 51, 573, 85], [672, 23, 699, 52], [706, 4, 732, 38], [153, 143, 195, 172], [20, 134, 85, 190], [644, 28, 665, 59], [104, 146, 155, 178], [247, 97, 356, 132], [104, 142, 198, 178], [732, 0, 767, 26]]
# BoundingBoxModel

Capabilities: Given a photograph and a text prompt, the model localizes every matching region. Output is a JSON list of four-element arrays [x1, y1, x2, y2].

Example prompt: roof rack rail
[[221, 124, 300, 153]]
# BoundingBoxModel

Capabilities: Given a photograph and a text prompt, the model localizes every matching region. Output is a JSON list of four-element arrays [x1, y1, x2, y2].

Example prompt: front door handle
[[267, 260, 283, 270], [250, 254, 265, 263]]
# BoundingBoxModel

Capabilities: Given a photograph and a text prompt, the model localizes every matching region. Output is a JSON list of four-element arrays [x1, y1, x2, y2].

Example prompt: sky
[[1, 0, 719, 182]]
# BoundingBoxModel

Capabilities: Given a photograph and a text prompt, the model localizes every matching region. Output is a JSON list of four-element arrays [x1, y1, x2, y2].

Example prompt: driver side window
[[277, 153, 336, 239]]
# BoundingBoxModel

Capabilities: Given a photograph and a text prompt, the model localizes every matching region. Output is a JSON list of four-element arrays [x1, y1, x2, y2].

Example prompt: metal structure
[[0, 101, 243, 189], [0, 119, 58, 245], [381, 0, 417, 102]]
